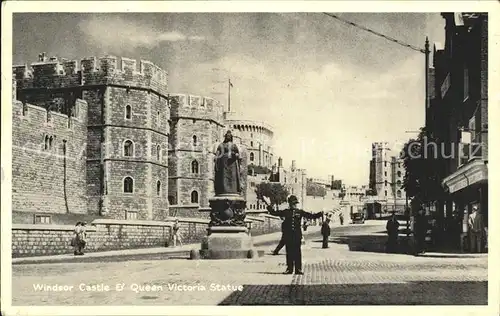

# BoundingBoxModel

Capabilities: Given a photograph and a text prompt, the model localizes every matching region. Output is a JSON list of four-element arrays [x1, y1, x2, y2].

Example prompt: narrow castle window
[[397, 171, 402, 178], [44, 135, 49, 150], [123, 177, 134, 193], [397, 190, 402, 198], [157, 110, 161, 126], [191, 160, 199, 174], [250, 141, 253, 147], [123, 140, 134, 157], [125, 105, 132, 120], [49, 136, 54, 150], [156, 145, 161, 161], [191, 191, 199, 204], [384, 190, 387, 197], [397, 180, 402, 187], [250, 152, 254, 162], [385, 180, 388, 186], [157, 180, 161, 196], [192, 135, 197, 147]]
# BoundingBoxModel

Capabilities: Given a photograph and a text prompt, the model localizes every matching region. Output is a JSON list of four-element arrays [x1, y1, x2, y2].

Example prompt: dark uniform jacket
[[268, 206, 322, 240], [321, 221, 331, 237]]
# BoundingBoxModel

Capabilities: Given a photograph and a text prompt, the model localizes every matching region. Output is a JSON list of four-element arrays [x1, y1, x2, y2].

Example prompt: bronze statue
[[214, 130, 242, 195]]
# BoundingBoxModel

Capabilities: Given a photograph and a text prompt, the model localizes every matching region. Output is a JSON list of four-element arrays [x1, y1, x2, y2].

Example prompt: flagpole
[[228, 78, 231, 113]]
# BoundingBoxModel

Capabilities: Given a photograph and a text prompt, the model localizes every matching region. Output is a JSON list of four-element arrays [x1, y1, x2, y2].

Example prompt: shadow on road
[[320, 234, 408, 254], [218, 281, 488, 305], [324, 234, 486, 257]]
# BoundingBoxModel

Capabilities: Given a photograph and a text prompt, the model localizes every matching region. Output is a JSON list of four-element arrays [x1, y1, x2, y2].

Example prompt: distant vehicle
[[351, 212, 365, 224]]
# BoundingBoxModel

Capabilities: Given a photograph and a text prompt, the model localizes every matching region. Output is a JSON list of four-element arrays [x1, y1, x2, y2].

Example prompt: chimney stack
[[278, 157, 283, 168]]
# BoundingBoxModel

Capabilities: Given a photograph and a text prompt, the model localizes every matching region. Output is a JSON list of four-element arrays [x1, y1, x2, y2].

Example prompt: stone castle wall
[[12, 215, 283, 257], [12, 98, 88, 215]]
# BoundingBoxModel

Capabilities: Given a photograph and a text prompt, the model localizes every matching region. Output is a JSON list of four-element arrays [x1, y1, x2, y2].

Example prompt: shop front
[[442, 159, 488, 252]]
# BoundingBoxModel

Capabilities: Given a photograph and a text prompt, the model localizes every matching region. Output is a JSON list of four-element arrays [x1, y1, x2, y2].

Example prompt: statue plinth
[[208, 194, 247, 227], [197, 194, 263, 259]]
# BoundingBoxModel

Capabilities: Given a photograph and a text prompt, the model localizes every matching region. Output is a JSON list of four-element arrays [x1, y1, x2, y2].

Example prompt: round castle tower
[[224, 113, 274, 170]]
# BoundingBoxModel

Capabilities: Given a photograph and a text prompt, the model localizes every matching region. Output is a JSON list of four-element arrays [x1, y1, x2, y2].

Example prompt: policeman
[[262, 195, 323, 275]]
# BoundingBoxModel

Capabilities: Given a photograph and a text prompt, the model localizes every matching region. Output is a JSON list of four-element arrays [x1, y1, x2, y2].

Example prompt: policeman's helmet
[[287, 195, 299, 205]]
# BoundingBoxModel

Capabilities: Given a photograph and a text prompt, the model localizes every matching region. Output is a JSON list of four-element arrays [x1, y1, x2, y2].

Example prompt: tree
[[306, 180, 327, 198], [401, 127, 445, 206], [255, 182, 289, 206]]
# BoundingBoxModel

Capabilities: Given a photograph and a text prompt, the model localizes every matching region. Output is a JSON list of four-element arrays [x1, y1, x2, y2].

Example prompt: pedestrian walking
[[273, 219, 286, 255], [386, 212, 400, 253], [73, 221, 87, 255], [172, 219, 183, 247], [321, 216, 331, 249], [468, 205, 485, 253], [413, 208, 427, 255], [303, 219, 309, 232], [262, 195, 323, 275]]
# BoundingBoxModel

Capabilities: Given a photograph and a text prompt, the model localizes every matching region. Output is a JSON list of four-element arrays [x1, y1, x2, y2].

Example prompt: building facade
[[432, 13, 488, 238], [368, 142, 406, 212], [269, 158, 307, 207]]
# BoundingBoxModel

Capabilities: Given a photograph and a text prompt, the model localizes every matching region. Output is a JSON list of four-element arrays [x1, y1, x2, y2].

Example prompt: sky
[[12, 12, 445, 186]]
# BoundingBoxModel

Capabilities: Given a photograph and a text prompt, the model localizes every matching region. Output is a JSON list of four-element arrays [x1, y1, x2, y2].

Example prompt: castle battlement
[[13, 98, 88, 130], [13, 53, 169, 97], [169, 93, 224, 125]]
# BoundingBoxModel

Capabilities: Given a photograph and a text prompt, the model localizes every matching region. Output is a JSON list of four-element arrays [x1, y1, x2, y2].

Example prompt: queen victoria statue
[[209, 130, 247, 227], [214, 130, 243, 196]]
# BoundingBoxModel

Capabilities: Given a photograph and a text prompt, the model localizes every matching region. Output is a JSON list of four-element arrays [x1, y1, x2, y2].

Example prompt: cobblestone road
[[12, 237, 488, 305]]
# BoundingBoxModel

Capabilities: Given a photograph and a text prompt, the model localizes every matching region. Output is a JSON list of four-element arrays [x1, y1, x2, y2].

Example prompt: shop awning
[[442, 159, 488, 194]]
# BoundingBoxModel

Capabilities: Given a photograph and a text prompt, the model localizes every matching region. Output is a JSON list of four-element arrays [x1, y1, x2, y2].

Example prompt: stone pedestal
[[198, 194, 263, 259]]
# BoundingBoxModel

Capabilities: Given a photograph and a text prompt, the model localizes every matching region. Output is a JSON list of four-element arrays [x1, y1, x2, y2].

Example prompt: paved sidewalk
[[12, 226, 323, 265]]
